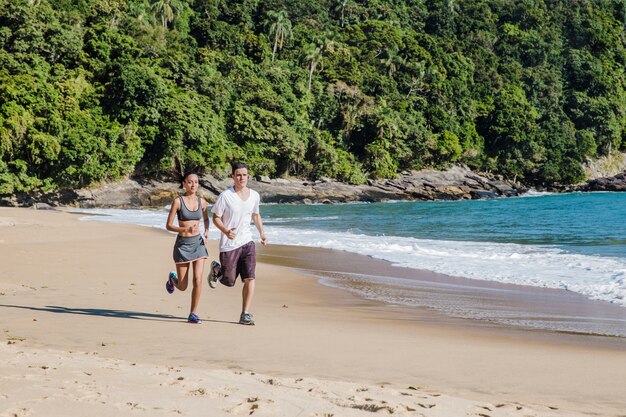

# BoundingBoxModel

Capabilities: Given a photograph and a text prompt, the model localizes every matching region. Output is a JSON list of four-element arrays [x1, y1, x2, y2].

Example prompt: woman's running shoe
[[166, 271, 178, 294], [187, 312, 201, 324]]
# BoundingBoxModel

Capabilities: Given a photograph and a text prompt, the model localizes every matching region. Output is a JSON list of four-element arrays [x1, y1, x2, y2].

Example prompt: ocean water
[[76, 192, 626, 335]]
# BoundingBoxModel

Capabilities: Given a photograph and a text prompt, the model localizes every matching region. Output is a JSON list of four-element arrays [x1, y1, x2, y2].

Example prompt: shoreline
[[256, 243, 626, 341], [1, 207, 625, 416]]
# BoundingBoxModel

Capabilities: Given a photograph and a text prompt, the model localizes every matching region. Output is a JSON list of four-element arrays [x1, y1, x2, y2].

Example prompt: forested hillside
[[1, 0, 625, 195]]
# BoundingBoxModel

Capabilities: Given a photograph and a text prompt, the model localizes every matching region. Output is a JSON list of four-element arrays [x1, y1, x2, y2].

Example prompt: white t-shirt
[[211, 187, 260, 252]]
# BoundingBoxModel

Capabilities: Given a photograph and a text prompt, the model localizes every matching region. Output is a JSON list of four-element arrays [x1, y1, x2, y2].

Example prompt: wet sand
[[258, 244, 626, 340]]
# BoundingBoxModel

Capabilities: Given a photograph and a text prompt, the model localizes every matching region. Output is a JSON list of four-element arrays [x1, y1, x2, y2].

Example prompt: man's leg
[[242, 278, 255, 313]]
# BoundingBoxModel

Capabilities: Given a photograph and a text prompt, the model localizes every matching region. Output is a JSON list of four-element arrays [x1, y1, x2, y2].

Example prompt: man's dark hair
[[231, 161, 248, 174]]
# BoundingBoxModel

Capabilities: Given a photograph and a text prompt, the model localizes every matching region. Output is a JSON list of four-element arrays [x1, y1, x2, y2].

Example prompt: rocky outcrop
[[582, 152, 626, 180], [2, 165, 527, 208], [571, 171, 626, 192], [570, 152, 626, 192]]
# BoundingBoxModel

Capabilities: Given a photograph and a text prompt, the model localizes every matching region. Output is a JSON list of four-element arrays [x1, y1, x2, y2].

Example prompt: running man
[[210, 162, 267, 325]]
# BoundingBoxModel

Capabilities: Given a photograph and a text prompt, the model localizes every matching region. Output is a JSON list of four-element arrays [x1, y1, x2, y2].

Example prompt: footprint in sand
[[186, 387, 232, 399], [0, 407, 32, 417], [226, 397, 275, 416], [119, 401, 146, 412]]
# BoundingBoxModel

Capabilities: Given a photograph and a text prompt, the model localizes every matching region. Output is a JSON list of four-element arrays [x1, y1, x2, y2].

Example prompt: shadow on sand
[[0, 303, 239, 325]]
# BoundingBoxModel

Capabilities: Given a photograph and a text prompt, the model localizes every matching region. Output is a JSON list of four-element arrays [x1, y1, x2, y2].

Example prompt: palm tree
[[305, 43, 322, 91], [381, 46, 405, 78], [151, 0, 175, 28], [266, 10, 293, 62], [333, 0, 354, 28], [374, 100, 393, 139]]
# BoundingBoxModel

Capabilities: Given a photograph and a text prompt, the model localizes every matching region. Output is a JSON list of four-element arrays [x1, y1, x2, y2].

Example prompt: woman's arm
[[165, 198, 181, 233], [202, 199, 209, 239]]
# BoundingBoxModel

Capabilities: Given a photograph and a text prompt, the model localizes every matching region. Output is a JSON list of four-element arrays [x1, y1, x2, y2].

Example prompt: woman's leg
[[175, 263, 190, 291], [190, 259, 205, 313]]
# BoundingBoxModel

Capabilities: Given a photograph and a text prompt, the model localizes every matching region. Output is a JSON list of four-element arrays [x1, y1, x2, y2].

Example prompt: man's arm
[[213, 213, 237, 240], [252, 213, 267, 245]]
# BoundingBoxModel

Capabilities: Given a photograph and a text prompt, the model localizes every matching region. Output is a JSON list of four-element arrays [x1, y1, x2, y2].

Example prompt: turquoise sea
[[77, 191, 626, 336]]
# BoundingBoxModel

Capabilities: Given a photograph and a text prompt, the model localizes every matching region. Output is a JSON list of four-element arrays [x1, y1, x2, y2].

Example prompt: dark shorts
[[219, 241, 256, 287], [173, 234, 208, 264]]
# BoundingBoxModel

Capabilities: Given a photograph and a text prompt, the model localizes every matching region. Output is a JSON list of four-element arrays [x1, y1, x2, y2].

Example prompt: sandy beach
[[1, 207, 625, 417]]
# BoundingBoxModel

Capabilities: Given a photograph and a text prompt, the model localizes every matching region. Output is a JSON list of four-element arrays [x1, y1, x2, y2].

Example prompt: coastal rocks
[[72, 180, 184, 208], [572, 171, 626, 192], [1, 166, 526, 208], [199, 165, 524, 205], [582, 152, 626, 179], [4, 180, 184, 209]]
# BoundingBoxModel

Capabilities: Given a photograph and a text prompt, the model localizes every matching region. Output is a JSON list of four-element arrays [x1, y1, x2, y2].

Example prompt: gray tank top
[[177, 197, 202, 221]]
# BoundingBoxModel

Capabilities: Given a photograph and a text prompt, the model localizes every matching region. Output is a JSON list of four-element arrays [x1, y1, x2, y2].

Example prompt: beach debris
[[7, 335, 26, 343], [349, 403, 394, 413], [188, 388, 207, 396]]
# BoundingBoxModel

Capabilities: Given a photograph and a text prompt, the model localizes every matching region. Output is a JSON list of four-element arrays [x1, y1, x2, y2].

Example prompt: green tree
[[381, 46, 405, 77], [266, 10, 292, 61], [304, 43, 322, 91], [151, 0, 177, 28]]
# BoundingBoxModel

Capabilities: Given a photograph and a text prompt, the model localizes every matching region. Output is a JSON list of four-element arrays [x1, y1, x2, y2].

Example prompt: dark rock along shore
[[3, 165, 624, 209], [7, 165, 525, 208]]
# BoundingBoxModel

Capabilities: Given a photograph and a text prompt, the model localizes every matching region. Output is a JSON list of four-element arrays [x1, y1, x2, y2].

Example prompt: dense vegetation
[[1, 0, 626, 195]]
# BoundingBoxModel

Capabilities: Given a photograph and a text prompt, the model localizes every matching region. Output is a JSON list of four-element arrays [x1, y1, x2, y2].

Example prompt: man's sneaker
[[208, 261, 221, 288], [187, 312, 201, 324], [166, 271, 178, 294], [239, 312, 255, 326]]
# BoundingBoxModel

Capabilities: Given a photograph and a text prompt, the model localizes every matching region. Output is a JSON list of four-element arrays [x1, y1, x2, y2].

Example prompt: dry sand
[[0, 207, 625, 417]]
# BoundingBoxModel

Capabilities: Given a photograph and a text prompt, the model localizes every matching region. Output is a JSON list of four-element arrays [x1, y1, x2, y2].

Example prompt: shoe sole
[[208, 261, 220, 288], [166, 274, 176, 294]]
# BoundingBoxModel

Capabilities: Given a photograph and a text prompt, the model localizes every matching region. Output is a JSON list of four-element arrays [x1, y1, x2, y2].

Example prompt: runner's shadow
[[201, 318, 241, 325], [0, 304, 243, 325], [0, 304, 180, 322]]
